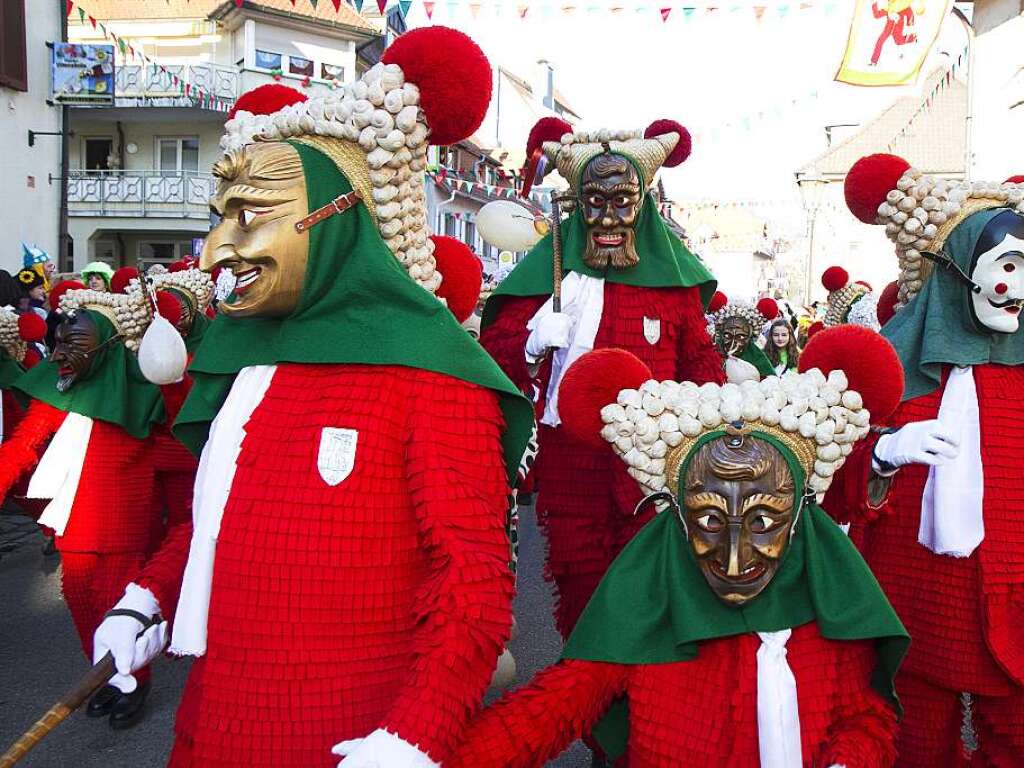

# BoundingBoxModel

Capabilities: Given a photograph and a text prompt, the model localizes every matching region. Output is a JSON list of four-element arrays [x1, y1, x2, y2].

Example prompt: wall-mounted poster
[[51, 42, 115, 105], [835, 0, 953, 87]]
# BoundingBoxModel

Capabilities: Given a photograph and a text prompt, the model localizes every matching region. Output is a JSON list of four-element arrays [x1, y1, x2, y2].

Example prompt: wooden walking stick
[[550, 192, 574, 313], [0, 613, 161, 767]]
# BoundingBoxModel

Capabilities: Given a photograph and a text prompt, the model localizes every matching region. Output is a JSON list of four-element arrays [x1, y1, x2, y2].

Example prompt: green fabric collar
[[884, 207, 1024, 400], [0, 348, 24, 392], [563, 431, 908, 758], [482, 196, 717, 329], [174, 141, 533, 484], [13, 310, 165, 439], [738, 341, 775, 378]]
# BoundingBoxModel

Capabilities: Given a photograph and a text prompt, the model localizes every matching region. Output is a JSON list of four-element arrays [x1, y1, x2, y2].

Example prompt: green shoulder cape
[[482, 195, 717, 330], [884, 207, 1024, 400], [562, 431, 909, 758], [14, 310, 165, 439], [738, 341, 775, 378], [174, 141, 533, 484]]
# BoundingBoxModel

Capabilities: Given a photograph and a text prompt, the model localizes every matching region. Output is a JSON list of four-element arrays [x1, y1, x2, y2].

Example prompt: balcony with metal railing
[[113, 62, 240, 108], [68, 170, 215, 220]]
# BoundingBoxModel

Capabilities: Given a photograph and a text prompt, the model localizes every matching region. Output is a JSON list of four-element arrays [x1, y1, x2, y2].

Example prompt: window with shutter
[[0, 0, 28, 92]]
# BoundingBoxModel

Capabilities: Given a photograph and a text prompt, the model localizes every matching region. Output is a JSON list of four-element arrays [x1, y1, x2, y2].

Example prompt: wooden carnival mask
[[202, 142, 310, 318], [680, 434, 796, 605], [51, 312, 102, 392], [580, 152, 643, 270], [717, 316, 753, 357]]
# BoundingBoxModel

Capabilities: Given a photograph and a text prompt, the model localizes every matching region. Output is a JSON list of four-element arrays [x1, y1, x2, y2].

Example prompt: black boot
[[41, 537, 57, 556], [85, 684, 122, 718], [108, 682, 150, 730]]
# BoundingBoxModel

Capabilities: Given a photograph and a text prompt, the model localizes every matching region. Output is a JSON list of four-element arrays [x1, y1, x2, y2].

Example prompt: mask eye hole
[[695, 513, 723, 533], [587, 195, 604, 208], [239, 209, 258, 227], [1004, 263, 1016, 273]]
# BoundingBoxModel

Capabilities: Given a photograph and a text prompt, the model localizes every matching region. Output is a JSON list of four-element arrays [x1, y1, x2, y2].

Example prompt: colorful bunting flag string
[[886, 48, 967, 153]]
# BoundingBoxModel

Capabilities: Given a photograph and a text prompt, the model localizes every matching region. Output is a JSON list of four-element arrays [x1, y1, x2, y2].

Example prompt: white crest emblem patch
[[643, 316, 661, 345], [317, 427, 358, 486]]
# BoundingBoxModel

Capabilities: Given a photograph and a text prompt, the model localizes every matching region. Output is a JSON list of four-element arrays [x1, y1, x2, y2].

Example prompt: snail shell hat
[[707, 292, 780, 333], [820, 266, 879, 331], [220, 26, 492, 295], [129, 265, 215, 320], [558, 325, 904, 499], [845, 153, 1024, 309], [0, 306, 46, 363]]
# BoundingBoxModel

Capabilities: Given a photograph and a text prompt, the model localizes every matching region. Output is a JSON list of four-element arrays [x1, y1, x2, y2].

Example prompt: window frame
[[0, 0, 28, 92], [154, 135, 200, 175]]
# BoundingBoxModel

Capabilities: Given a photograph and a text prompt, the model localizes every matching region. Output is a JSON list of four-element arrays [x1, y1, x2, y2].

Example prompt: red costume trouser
[[895, 672, 1024, 767], [60, 550, 152, 686]]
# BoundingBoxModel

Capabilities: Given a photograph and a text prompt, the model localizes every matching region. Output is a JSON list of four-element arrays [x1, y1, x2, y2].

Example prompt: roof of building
[[78, 0, 376, 33], [498, 67, 582, 121], [799, 67, 967, 178]]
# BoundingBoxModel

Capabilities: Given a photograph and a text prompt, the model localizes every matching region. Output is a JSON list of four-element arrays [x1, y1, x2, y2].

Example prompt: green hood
[[737, 341, 775, 378], [14, 310, 165, 439], [883, 207, 1024, 400], [0, 347, 24, 391], [483, 194, 717, 329], [563, 431, 909, 758], [174, 141, 533, 484]]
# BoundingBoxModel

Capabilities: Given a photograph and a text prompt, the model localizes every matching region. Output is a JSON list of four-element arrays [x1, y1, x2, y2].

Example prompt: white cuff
[[121, 582, 161, 617], [332, 728, 439, 768]]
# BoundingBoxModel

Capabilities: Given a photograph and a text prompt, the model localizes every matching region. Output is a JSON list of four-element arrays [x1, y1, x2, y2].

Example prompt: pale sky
[[408, 1, 972, 207]]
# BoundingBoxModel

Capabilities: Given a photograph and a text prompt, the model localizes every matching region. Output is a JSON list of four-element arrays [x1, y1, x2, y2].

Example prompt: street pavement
[[0, 502, 590, 767]]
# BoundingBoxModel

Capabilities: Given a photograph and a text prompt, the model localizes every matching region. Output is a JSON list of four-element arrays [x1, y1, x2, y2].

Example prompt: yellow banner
[[835, 0, 953, 87]]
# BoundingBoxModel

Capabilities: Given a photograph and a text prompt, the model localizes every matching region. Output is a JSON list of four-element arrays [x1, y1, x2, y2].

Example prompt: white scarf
[[526, 272, 605, 427], [29, 412, 94, 537], [918, 365, 985, 558], [169, 365, 276, 657], [757, 629, 802, 768]]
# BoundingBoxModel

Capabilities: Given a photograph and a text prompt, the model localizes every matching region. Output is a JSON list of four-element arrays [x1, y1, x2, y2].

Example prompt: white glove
[[725, 355, 761, 384], [872, 419, 961, 475], [332, 729, 439, 768], [92, 583, 167, 694], [525, 312, 574, 361]]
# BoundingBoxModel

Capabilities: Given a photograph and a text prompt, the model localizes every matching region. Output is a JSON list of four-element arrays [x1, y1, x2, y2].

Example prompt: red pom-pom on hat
[[559, 349, 653, 447], [155, 291, 183, 328], [111, 267, 138, 294], [1005, 175, 1024, 184], [525, 117, 572, 164], [799, 325, 903, 420], [48, 279, 85, 311], [22, 346, 42, 369], [876, 280, 899, 326], [806, 320, 825, 339], [821, 265, 850, 293], [845, 153, 911, 224], [756, 297, 779, 320], [17, 312, 46, 343], [227, 83, 307, 121], [168, 259, 190, 273], [645, 119, 692, 167], [382, 26, 491, 146], [708, 290, 728, 314], [430, 235, 483, 324]]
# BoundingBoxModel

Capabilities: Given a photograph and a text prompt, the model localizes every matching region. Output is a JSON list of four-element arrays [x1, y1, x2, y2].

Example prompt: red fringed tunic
[[826, 364, 1024, 696], [449, 622, 897, 768], [159, 363, 514, 768], [481, 283, 724, 636]]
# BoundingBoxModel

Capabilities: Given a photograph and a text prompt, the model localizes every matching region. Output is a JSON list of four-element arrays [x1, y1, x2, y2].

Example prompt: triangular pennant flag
[[354, 0, 364, 8], [469, 2, 481, 17], [66, 1, 73, 17], [309, 0, 319, 8], [88, 14, 97, 28], [518, 4, 529, 19], [447, 0, 458, 17], [778, 4, 790, 17], [78, 7, 85, 22], [331, 0, 342, 11], [753, 5, 765, 21], [423, 1, 435, 18], [117, 38, 126, 55], [660, 7, 671, 22], [682, 6, 695, 20], [399, 0, 412, 16], [377, 0, 388, 13], [235, 0, 242, 7]]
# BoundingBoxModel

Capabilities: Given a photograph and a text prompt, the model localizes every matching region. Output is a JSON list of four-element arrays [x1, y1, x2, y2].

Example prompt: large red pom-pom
[[876, 280, 899, 326], [645, 119, 692, 168], [844, 153, 910, 224], [155, 291, 183, 328], [17, 312, 46, 343], [560, 349, 653, 447], [111, 267, 138, 294], [47, 279, 85, 311], [756, 297, 779, 320], [22, 346, 42, 369], [806, 320, 825, 339], [430, 235, 483, 324], [1005, 175, 1024, 184], [708, 290, 728, 314], [227, 83, 307, 120], [382, 27, 491, 146], [821, 265, 850, 293], [799, 325, 904, 420], [168, 259, 190, 273], [525, 117, 573, 163]]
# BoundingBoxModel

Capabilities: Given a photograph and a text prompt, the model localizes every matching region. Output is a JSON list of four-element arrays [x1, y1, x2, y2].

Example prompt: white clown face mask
[[970, 234, 1024, 334]]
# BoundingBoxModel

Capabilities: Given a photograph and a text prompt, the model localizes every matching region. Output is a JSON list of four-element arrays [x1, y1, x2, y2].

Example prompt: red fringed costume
[[450, 624, 897, 768], [483, 283, 722, 636]]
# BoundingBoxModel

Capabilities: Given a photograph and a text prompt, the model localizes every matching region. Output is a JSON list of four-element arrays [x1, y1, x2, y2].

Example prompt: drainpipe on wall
[[58, 0, 71, 271]]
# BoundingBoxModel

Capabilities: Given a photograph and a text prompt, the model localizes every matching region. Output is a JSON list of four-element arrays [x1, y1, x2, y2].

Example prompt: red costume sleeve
[[674, 286, 725, 386], [448, 660, 628, 768], [821, 641, 899, 768], [822, 434, 891, 526], [134, 477, 192, 622], [381, 376, 517, 761], [0, 400, 65, 500], [479, 295, 550, 395], [159, 377, 193, 426]]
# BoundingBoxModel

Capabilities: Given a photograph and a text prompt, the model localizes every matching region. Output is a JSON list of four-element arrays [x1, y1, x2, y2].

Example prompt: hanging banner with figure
[[51, 42, 115, 104], [835, 0, 953, 87]]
